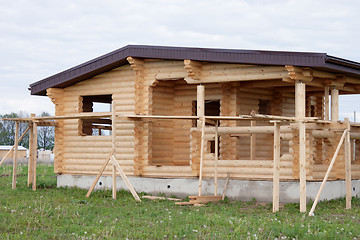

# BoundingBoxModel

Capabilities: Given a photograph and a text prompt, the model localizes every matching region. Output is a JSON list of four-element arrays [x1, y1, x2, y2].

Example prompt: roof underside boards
[[29, 45, 360, 96]]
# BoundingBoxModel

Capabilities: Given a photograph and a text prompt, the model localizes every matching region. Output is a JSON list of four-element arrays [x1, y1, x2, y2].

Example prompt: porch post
[[295, 80, 307, 212], [331, 88, 339, 121]]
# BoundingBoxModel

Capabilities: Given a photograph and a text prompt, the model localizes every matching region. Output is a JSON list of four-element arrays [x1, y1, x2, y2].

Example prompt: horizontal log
[[202, 125, 292, 134]]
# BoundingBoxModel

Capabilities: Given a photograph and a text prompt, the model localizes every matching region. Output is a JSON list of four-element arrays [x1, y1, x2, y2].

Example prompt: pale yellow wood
[[344, 118, 352, 209], [198, 117, 206, 196], [0, 126, 30, 166], [222, 172, 230, 200], [86, 149, 115, 197], [112, 101, 117, 200], [214, 120, 219, 196], [273, 122, 281, 212], [110, 156, 141, 202], [295, 81, 306, 119], [32, 122, 38, 191], [28, 123, 33, 186], [299, 121, 306, 212], [324, 86, 329, 121], [309, 129, 347, 216], [331, 88, 339, 121], [12, 122, 19, 189]]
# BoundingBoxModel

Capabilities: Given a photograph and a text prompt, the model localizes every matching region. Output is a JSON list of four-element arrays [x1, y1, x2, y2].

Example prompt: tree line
[[0, 112, 54, 150]]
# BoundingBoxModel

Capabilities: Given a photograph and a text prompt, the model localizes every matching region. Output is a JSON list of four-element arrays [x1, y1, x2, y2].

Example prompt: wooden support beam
[[0, 127, 30, 167], [197, 85, 205, 127], [28, 113, 35, 186], [198, 117, 206, 196], [345, 118, 352, 209], [309, 129, 347, 216], [184, 59, 202, 80], [324, 86, 329, 121], [295, 80, 306, 119], [12, 122, 19, 189], [295, 80, 307, 212], [299, 121, 306, 212], [214, 120, 219, 196], [86, 149, 115, 197], [110, 156, 141, 202], [222, 172, 230, 200], [32, 121, 38, 191], [185, 66, 288, 84], [331, 88, 339, 121], [273, 121, 281, 212], [111, 101, 117, 200]]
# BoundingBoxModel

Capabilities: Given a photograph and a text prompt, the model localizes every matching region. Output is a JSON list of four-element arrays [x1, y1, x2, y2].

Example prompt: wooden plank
[[214, 120, 219, 196], [0, 126, 30, 166], [32, 121, 38, 191], [198, 117, 206, 196], [345, 118, 352, 209], [12, 122, 19, 189], [273, 121, 280, 212], [222, 172, 230, 200], [142, 196, 182, 201], [331, 88, 339, 121], [299, 121, 306, 212], [86, 148, 115, 197], [112, 101, 117, 200], [309, 129, 347, 216], [295, 80, 307, 213], [28, 122, 34, 186], [111, 156, 141, 202]]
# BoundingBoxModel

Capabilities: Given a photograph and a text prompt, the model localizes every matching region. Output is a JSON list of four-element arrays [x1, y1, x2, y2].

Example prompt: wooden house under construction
[[29, 45, 360, 208]]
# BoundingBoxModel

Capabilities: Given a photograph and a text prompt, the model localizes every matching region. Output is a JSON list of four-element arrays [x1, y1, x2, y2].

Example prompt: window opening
[[258, 99, 271, 115], [80, 95, 112, 136]]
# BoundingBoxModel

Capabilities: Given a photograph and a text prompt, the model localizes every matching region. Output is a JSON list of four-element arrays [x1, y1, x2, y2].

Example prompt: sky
[[1, 0, 360, 120]]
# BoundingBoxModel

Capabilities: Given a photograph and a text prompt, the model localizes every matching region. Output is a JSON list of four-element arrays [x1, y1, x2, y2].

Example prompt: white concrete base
[[57, 174, 360, 203]]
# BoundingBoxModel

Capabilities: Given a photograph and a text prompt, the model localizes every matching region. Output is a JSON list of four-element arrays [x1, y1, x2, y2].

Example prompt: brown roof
[[29, 45, 360, 95]]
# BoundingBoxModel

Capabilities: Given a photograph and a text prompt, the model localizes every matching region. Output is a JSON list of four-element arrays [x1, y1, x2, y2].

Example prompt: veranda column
[[331, 88, 339, 121], [197, 85, 205, 196], [295, 80, 307, 212]]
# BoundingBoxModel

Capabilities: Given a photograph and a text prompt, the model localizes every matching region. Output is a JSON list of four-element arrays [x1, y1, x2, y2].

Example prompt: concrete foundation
[[57, 174, 360, 203]]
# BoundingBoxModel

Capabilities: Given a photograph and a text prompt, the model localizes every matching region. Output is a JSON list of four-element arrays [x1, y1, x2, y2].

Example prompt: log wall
[[46, 58, 360, 181]]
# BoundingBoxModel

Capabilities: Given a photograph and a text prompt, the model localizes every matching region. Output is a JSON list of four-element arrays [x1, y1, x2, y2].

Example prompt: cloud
[[0, 0, 359, 115]]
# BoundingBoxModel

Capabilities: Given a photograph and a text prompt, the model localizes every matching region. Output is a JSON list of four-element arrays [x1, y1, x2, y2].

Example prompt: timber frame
[[5, 45, 360, 213]]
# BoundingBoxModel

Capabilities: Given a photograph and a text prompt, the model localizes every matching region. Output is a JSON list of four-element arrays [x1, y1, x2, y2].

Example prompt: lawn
[[0, 164, 359, 239]]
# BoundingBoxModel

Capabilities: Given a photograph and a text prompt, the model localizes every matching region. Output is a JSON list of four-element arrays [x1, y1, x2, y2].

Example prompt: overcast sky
[[1, 0, 360, 119]]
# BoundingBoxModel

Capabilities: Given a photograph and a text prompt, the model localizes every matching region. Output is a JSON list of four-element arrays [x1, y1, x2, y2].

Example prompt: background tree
[[0, 111, 54, 150], [37, 112, 55, 150]]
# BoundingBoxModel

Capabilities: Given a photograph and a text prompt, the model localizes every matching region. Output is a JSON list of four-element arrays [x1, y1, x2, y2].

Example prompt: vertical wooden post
[[250, 121, 256, 160], [295, 80, 307, 212], [214, 120, 219, 196], [295, 81, 306, 119], [198, 117, 206, 196], [324, 86, 329, 121], [12, 122, 19, 189], [344, 118, 352, 209], [197, 85, 205, 127], [112, 101, 117, 200], [299, 121, 306, 212], [273, 121, 281, 212], [28, 114, 35, 186], [197, 85, 205, 196], [331, 88, 339, 121], [32, 121, 38, 191]]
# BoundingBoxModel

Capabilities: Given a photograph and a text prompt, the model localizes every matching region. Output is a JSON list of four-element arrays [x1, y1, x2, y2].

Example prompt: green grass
[[0, 164, 359, 239]]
